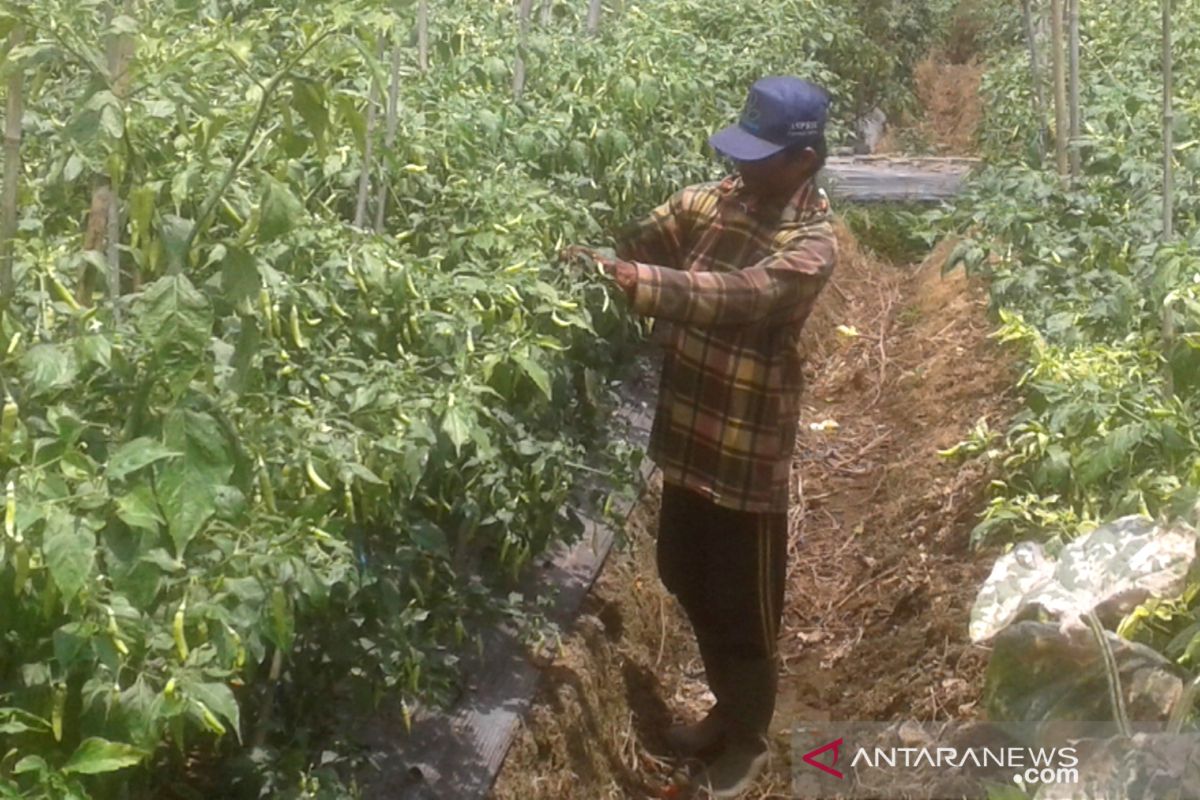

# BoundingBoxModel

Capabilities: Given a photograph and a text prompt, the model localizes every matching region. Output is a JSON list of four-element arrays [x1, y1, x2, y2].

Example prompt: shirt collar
[[719, 175, 826, 221]]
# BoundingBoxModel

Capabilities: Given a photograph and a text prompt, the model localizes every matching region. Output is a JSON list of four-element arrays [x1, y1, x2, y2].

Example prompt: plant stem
[[1085, 611, 1131, 736], [251, 646, 286, 749], [179, 31, 332, 268], [1169, 674, 1200, 734]]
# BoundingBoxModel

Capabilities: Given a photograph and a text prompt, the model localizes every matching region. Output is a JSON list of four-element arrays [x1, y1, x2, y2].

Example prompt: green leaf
[[53, 623, 89, 671], [441, 406, 473, 453], [75, 334, 113, 370], [100, 104, 124, 139], [42, 510, 95, 602], [343, 462, 384, 485], [970, 517, 1198, 642], [409, 518, 449, 556], [229, 315, 261, 395], [258, 177, 305, 244], [116, 485, 166, 532], [12, 755, 46, 775], [291, 78, 329, 144], [157, 214, 194, 273], [187, 682, 241, 743], [134, 274, 212, 356], [0, 708, 51, 736], [62, 738, 147, 775], [335, 95, 366, 151], [512, 353, 553, 400], [107, 438, 180, 481], [20, 343, 78, 397], [128, 184, 158, 247], [64, 153, 84, 182], [156, 410, 233, 555], [220, 247, 261, 304], [108, 14, 139, 34]]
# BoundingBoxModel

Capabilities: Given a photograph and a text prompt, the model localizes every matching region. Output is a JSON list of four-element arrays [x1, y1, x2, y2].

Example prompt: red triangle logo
[[802, 737, 844, 779]]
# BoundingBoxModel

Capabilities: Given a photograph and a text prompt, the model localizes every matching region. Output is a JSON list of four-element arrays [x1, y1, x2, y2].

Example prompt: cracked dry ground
[[492, 225, 1020, 800]]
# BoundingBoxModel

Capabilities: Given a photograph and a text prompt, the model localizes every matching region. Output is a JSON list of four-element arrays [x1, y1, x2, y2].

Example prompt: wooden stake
[[1163, 0, 1174, 240], [1067, 0, 1081, 179], [1050, 0, 1069, 178], [1161, 0, 1176, 398], [354, 40, 384, 230], [417, 0, 429, 74], [108, 0, 135, 316], [0, 25, 24, 303], [374, 37, 404, 233], [586, 0, 602, 35], [1022, 0, 1048, 160], [513, 0, 534, 101]]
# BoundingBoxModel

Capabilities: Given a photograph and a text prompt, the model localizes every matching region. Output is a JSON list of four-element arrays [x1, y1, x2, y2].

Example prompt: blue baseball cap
[[709, 77, 831, 162]]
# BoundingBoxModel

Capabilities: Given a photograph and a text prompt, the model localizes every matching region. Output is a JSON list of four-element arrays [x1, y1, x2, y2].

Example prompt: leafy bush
[[0, 0, 956, 796], [935, 0, 1200, 547]]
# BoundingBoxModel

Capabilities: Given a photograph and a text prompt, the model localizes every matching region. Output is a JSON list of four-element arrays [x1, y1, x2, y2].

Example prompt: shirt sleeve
[[613, 188, 693, 269], [628, 224, 837, 327]]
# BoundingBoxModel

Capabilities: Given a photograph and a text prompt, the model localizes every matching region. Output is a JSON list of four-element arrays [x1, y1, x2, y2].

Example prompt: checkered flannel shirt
[[615, 175, 837, 513]]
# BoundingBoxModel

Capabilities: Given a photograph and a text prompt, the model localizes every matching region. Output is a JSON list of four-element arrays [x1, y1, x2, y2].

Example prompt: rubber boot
[[664, 639, 729, 757], [699, 654, 777, 798]]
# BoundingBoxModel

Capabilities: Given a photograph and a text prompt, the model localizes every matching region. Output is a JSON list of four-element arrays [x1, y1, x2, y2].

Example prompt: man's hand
[[559, 246, 637, 297]]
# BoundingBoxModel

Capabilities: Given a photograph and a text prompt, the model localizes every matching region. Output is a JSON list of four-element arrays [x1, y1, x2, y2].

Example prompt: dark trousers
[[656, 481, 788, 740]]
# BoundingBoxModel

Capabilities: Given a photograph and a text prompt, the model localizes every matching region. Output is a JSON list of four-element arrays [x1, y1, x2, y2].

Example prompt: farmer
[[567, 76, 837, 796]]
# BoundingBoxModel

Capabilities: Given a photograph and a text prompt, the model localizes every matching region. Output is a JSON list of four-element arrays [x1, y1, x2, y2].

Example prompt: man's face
[[735, 147, 817, 200]]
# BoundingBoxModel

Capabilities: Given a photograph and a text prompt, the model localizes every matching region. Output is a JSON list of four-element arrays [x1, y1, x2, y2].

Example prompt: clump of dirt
[[493, 224, 1019, 799]]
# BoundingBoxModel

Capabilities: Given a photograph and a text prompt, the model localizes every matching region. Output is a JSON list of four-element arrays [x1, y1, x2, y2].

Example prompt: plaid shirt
[[615, 175, 837, 513]]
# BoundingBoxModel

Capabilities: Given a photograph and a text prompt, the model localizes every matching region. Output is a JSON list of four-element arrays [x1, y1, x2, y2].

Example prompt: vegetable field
[[6, 0, 1198, 797], [0, 0, 964, 797], [499, 0, 1200, 796], [941, 0, 1200, 789]]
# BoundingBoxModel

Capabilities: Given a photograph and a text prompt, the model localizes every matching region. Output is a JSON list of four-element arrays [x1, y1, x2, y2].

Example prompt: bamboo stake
[[107, 0, 135, 317], [1067, 0, 1081, 179], [354, 39, 384, 230], [513, 0, 533, 101], [374, 36, 404, 233], [0, 25, 24, 304], [77, 1, 134, 306], [586, 0, 603, 35], [416, 0, 429, 74], [1162, 0, 1176, 398], [1022, 0, 1048, 160], [1163, 0, 1174, 240], [540, 0, 553, 25], [1050, 0, 1069, 178]]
